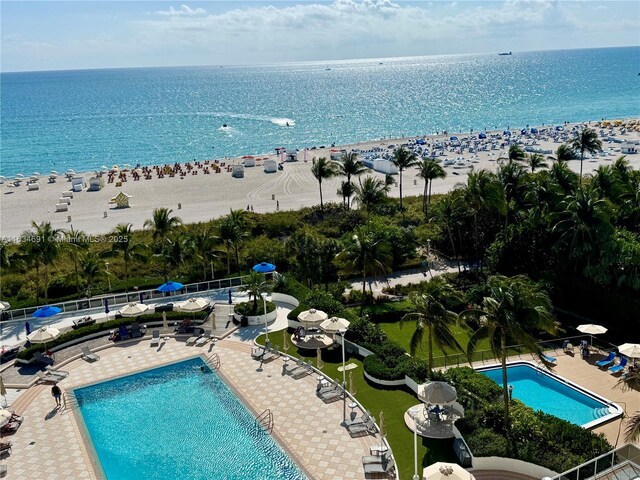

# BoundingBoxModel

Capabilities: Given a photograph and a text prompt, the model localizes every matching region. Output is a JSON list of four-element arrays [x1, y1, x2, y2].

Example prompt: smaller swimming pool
[[477, 362, 622, 428]]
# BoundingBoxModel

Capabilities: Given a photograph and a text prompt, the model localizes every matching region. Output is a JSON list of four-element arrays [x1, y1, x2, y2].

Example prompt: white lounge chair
[[81, 345, 99, 362], [150, 329, 160, 347], [36, 370, 67, 383], [186, 332, 200, 346], [195, 330, 212, 346]]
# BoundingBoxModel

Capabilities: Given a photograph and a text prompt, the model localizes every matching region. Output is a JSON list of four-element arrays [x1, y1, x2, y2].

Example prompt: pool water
[[478, 363, 615, 427], [74, 357, 307, 480]]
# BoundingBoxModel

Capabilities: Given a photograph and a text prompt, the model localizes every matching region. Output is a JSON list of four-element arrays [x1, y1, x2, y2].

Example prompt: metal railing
[[1, 275, 249, 322], [547, 443, 640, 480]]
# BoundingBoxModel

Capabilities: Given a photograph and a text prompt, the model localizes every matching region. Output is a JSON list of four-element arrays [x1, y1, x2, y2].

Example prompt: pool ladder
[[256, 409, 274, 435], [206, 352, 221, 372], [62, 391, 79, 411]]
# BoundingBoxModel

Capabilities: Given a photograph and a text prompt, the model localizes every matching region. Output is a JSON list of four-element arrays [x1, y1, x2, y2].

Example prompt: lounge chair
[[118, 325, 130, 341], [347, 417, 377, 436], [562, 340, 573, 353], [362, 451, 391, 465], [36, 370, 68, 383], [0, 421, 20, 434], [195, 329, 212, 346], [344, 412, 371, 427], [609, 357, 628, 374], [288, 359, 310, 377], [130, 323, 143, 338], [318, 385, 343, 402], [595, 351, 616, 368], [150, 329, 160, 346], [186, 331, 201, 346], [261, 347, 280, 363], [34, 351, 54, 366], [541, 353, 557, 365], [0, 441, 11, 455], [363, 457, 395, 475], [8, 413, 22, 424], [81, 345, 99, 362]]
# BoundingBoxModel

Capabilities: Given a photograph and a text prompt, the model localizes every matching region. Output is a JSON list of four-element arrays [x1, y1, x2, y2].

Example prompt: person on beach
[[276, 200, 279, 211], [51, 384, 62, 408]]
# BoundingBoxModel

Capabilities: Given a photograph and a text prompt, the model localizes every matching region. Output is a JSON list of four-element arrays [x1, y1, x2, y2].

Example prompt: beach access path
[[2, 123, 638, 238]]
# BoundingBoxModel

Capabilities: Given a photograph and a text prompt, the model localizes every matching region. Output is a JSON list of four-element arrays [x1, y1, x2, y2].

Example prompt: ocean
[[1, 46, 638, 178]]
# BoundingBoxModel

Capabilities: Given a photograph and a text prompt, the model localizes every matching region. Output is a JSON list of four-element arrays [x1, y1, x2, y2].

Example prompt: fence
[[547, 443, 640, 480], [1, 275, 248, 323]]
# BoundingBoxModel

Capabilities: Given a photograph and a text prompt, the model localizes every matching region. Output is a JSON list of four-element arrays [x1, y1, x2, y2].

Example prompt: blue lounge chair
[[609, 357, 627, 374], [595, 351, 616, 368], [541, 353, 557, 364], [118, 325, 130, 341]]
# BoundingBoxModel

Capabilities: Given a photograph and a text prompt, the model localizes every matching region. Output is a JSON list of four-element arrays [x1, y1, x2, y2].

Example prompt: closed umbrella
[[577, 324, 608, 346], [32, 305, 62, 318], [162, 311, 168, 330], [157, 281, 184, 293], [618, 343, 640, 359], [119, 303, 149, 317], [0, 376, 7, 407], [418, 381, 457, 405], [317, 347, 324, 370], [28, 326, 61, 352], [378, 410, 386, 450], [283, 330, 291, 354], [252, 262, 276, 273], [423, 462, 475, 480], [320, 316, 350, 334], [349, 371, 356, 396]]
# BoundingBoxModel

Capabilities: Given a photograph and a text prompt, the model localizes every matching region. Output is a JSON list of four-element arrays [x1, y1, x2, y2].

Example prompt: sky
[[1, 0, 639, 72]]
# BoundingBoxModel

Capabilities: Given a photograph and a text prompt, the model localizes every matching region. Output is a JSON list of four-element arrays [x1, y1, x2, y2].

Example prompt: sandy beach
[[2, 121, 639, 239]]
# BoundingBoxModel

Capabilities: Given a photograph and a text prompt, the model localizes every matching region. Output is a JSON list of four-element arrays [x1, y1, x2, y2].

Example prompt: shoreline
[[2, 118, 639, 239]]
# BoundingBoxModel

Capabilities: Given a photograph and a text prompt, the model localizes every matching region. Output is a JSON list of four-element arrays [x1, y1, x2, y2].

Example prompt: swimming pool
[[477, 362, 622, 428], [74, 357, 307, 480]]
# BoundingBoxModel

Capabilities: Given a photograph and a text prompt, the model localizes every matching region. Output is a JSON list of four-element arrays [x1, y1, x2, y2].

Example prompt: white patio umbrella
[[418, 381, 457, 405], [577, 324, 608, 346], [297, 309, 328, 329], [618, 343, 640, 359], [0, 301, 10, 312], [27, 326, 61, 352], [119, 302, 149, 317], [320, 316, 350, 334], [423, 462, 475, 480], [0, 408, 11, 428], [0, 376, 7, 407], [175, 297, 209, 312]]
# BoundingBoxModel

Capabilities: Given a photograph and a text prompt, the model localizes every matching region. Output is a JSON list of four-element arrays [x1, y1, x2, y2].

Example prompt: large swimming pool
[[74, 357, 307, 480], [477, 362, 622, 428]]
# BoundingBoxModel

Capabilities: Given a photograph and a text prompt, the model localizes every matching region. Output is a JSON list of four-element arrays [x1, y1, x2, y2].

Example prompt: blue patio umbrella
[[252, 262, 276, 273], [32, 305, 62, 318], [157, 281, 184, 293]]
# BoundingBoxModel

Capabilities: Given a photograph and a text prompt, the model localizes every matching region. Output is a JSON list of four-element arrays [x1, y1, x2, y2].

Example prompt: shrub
[[303, 289, 344, 316], [345, 316, 387, 347], [363, 350, 412, 381], [233, 301, 276, 317], [464, 428, 508, 457]]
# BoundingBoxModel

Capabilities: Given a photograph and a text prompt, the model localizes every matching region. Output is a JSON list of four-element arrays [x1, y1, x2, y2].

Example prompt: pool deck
[[1, 336, 383, 480]]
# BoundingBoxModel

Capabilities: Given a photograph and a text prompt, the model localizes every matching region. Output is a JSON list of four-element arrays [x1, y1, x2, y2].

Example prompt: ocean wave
[[270, 118, 295, 127]]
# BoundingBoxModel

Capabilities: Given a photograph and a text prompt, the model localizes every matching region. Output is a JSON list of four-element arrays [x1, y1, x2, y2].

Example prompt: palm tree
[[337, 181, 356, 209], [464, 275, 555, 453], [0, 240, 11, 271], [186, 225, 219, 281], [79, 252, 104, 297], [218, 209, 248, 274], [432, 190, 469, 272], [156, 235, 191, 281], [526, 153, 548, 173], [417, 158, 446, 217], [391, 147, 419, 211], [143, 208, 182, 247], [400, 277, 463, 375], [457, 171, 505, 264], [239, 270, 269, 310], [311, 157, 340, 212], [335, 152, 368, 209], [336, 223, 392, 310], [551, 143, 578, 162], [353, 176, 390, 214], [25, 222, 63, 302], [63, 226, 90, 294], [570, 127, 602, 184], [497, 160, 525, 231], [502, 144, 526, 163], [110, 223, 147, 287], [624, 412, 640, 444], [549, 159, 579, 194]]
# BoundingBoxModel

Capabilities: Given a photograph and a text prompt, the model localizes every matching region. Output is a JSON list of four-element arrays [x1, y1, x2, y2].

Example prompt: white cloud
[[154, 5, 206, 17]]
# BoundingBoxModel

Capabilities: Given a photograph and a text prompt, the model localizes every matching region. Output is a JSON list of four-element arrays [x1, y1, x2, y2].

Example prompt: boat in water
[[498, 51, 512, 56]]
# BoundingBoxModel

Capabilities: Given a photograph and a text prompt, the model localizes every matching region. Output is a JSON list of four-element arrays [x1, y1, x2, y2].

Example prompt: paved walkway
[[1, 336, 382, 480]]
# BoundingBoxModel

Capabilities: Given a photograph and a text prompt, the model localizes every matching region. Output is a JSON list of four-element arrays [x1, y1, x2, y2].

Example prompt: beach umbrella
[[317, 347, 324, 370], [157, 281, 184, 293], [297, 309, 328, 329], [503, 130, 511, 136], [252, 262, 276, 273], [0, 408, 11, 428], [119, 302, 149, 317], [423, 462, 475, 480], [28, 326, 61, 352], [0, 301, 10, 312], [15, 173, 24, 178], [50, 170, 59, 175], [32, 305, 62, 318], [418, 381, 457, 405], [176, 297, 209, 312], [577, 324, 608, 346], [320, 317, 350, 335], [618, 343, 640, 359]]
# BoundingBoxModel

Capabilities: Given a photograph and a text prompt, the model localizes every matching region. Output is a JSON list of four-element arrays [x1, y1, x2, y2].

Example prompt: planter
[[235, 308, 277, 326], [271, 292, 300, 308]]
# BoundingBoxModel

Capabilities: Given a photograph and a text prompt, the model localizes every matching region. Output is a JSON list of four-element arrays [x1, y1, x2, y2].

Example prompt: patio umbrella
[[27, 326, 61, 352], [316, 347, 324, 370], [32, 305, 62, 318], [0, 301, 10, 312], [577, 324, 608, 346], [253, 262, 276, 273], [162, 311, 168, 329], [119, 303, 149, 317], [0, 376, 7, 407], [618, 343, 640, 359], [349, 371, 356, 396], [418, 381, 457, 405], [283, 330, 290, 354], [157, 281, 184, 293], [378, 410, 386, 450], [103, 298, 110, 315], [297, 309, 328, 329], [320, 316, 350, 334], [175, 298, 209, 312], [0, 408, 11, 428], [423, 462, 475, 480]]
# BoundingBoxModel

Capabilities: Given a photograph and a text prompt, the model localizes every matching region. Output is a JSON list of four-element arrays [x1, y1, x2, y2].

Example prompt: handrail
[[0, 274, 249, 322], [206, 352, 221, 372], [255, 408, 274, 434], [62, 391, 79, 411]]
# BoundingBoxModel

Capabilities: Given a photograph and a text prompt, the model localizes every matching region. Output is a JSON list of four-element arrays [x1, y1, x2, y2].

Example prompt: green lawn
[[256, 332, 457, 479]]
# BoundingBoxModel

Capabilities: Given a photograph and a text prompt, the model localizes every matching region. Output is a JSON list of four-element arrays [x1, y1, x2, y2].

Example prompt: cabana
[[109, 191, 132, 208]]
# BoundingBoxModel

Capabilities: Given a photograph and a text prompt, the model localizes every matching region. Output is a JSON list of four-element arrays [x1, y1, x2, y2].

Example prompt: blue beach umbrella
[[478, 132, 487, 139], [252, 262, 276, 273], [32, 305, 62, 318], [157, 281, 184, 293], [503, 130, 511, 136]]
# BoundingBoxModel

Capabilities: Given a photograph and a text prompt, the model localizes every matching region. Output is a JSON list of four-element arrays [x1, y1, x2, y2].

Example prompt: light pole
[[410, 406, 421, 480], [105, 262, 111, 292], [261, 292, 269, 343], [338, 327, 348, 423]]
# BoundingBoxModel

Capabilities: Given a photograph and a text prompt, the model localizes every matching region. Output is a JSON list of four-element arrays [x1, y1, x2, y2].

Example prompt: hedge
[[233, 300, 277, 317]]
